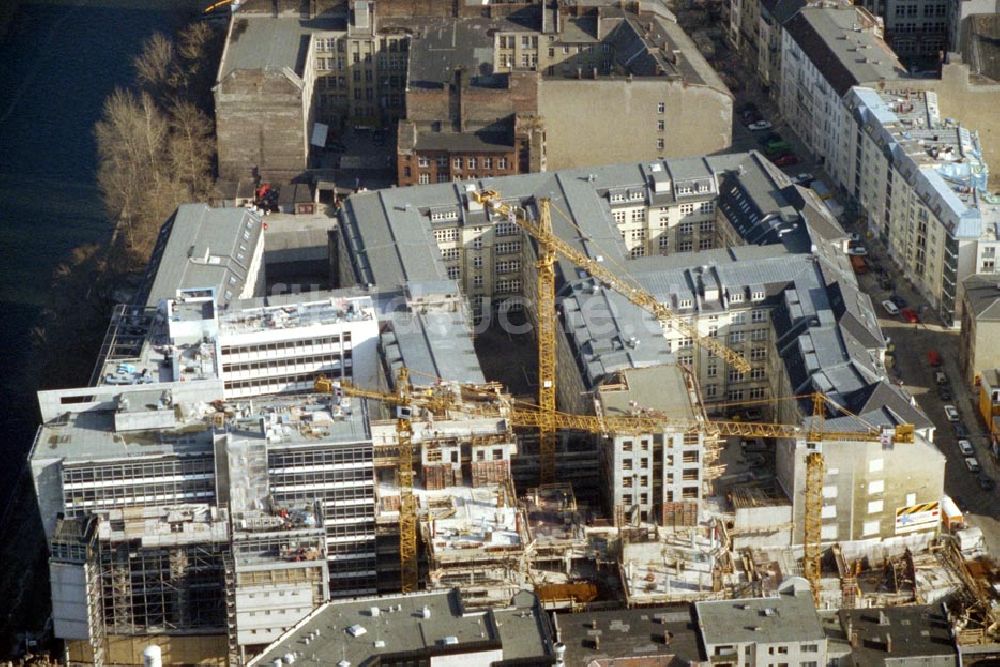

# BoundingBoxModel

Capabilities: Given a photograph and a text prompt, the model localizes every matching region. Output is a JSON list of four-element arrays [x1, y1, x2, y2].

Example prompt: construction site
[[29, 154, 1000, 664]]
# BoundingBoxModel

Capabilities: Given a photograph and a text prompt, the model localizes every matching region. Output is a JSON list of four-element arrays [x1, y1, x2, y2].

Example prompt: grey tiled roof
[[784, 6, 908, 96], [339, 152, 926, 426], [142, 204, 263, 309]]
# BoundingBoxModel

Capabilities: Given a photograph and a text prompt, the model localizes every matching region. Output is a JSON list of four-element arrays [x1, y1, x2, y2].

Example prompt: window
[[751, 309, 767, 323], [629, 246, 646, 259], [418, 173, 430, 184], [868, 500, 884, 514], [468, 157, 477, 170], [822, 486, 838, 499], [657, 119, 665, 131], [700, 201, 715, 215], [802, 644, 818, 653], [679, 204, 694, 216], [472, 275, 483, 287], [706, 363, 718, 377], [434, 228, 459, 243], [678, 240, 692, 252], [729, 331, 746, 344], [631, 209, 646, 223], [863, 519, 881, 536], [658, 235, 670, 251], [453, 157, 462, 170], [679, 221, 693, 233], [750, 368, 766, 381], [749, 386, 766, 399], [613, 210, 626, 224], [498, 157, 508, 170], [750, 329, 768, 341], [728, 389, 745, 401], [657, 138, 664, 150], [447, 266, 460, 279], [699, 220, 715, 233], [657, 101, 665, 113], [442, 248, 460, 261], [905, 492, 917, 506], [752, 290, 765, 301], [630, 228, 646, 240], [750, 347, 766, 361], [868, 458, 884, 472], [704, 384, 718, 398], [698, 238, 713, 250], [730, 291, 744, 303], [483, 157, 492, 170], [728, 370, 746, 383], [472, 256, 483, 268], [868, 480, 885, 494]]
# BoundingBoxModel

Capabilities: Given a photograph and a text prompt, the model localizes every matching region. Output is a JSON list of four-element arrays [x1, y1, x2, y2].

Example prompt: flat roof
[[219, 16, 340, 81], [597, 365, 698, 422], [249, 590, 549, 665], [35, 394, 370, 465], [556, 606, 703, 665]]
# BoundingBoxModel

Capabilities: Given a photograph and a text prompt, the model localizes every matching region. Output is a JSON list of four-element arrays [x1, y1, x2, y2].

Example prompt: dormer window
[[678, 298, 693, 308], [610, 192, 626, 203]]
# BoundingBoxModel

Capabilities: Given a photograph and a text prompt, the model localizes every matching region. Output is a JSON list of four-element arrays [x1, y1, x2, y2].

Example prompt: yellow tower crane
[[315, 369, 420, 593], [318, 371, 914, 601], [469, 188, 749, 486]]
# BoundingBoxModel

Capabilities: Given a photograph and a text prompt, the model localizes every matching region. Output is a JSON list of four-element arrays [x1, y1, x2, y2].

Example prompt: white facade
[[216, 295, 380, 399]]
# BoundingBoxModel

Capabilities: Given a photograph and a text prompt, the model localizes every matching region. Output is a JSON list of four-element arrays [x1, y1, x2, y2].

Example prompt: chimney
[[885, 632, 892, 653]]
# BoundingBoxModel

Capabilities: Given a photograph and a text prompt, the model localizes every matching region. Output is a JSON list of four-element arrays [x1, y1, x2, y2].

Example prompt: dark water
[[0, 0, 198, 503]]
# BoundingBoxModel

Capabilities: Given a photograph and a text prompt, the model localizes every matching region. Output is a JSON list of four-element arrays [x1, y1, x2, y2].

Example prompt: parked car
[[928, 350, 942, 367], [901, 308, 920, 323], [881, 299, 900, 315], [965, 457, 981, 474], [748, 120, 773, 131], [890, 295, 908, 309], [944, 405, 960, 421], [937, 386, 952, 401], [848, 247, 869, 256], [979, 475, 996, 491], [959, 439, 975, 456], [774, 154, 799, 166], [934, 370, 948, 385]]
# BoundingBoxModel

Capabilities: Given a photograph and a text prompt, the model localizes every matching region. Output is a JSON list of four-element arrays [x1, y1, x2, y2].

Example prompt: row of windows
[[222, 353, 350, 376], [221, 335, 350, 359]]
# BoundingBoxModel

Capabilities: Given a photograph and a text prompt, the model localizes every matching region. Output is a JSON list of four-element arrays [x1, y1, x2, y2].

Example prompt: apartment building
[[959, 276, 1000, 384], [851, 0, 951, 58], [837, 87, 997, 324], [595, 366, 717, 527], [779, 6, 907, 172], [696, 581, 827, 667], [338, 152, 941, 545], [216, 0, 731, 184]]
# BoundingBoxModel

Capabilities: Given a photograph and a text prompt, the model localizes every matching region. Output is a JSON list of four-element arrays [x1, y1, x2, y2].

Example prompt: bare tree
[[133, 32, 179, 97], [168, 100, 214, 199], [95, 88, 172, 268]]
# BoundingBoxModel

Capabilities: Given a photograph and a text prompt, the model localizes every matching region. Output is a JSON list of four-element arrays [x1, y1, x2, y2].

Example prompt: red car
[[901, 308, 919, 323], [774, 154, 799, 166]]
